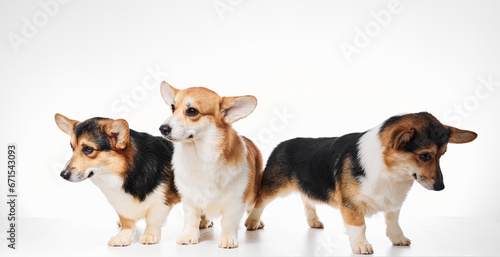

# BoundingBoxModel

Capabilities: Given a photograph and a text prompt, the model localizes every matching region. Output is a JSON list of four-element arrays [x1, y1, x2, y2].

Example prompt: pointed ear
[[104, 119, 130, 150], [220, 95, 257, 123], [392, 128, 415, 150], [160, 81, 178, 106], [55, 113, 79, 136], [446, 126, 477, 144]]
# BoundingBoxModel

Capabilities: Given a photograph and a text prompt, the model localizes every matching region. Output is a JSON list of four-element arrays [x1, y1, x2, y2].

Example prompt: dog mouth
[[88, 171, 95, 178]]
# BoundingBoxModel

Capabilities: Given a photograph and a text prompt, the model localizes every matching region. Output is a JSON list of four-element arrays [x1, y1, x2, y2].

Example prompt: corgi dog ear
[[446, 126, 477, 144], [55, 113, 79, 136], [104, 119, 130, 150], [160, 81, 178, 106], [220, 95, 257, 124], [391, 128, 415, 150]]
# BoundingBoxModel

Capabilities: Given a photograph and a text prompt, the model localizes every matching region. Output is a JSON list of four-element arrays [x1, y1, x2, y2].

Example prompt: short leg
[[140, 204, 172, 245], [199, 213, 214, 229], [301, 195, 324, 229], [245, 180, 295, 230], [245, 197, 268, 230], [219, 202, 245, 249], [108, 214, 136, 247], [339, 204, 373, 254], [177, 203, 202, 245], [385, 210, 411, 246]]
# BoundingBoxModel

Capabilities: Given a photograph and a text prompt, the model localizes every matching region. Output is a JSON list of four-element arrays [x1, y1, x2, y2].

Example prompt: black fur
[[123, 130, 175, 202], [74, 118, 112, 151], [262, 132, 366, 203], [74, 119, 176, 202]]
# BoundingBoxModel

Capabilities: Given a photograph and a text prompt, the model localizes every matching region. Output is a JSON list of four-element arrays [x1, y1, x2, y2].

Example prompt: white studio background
[[0, 0, 499, 225]]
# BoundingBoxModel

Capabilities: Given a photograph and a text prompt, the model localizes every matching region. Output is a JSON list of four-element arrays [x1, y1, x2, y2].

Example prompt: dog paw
[[389, 234, 411, 246], [176, 231, 199, 245], [307, 219, 324, 229], [199, 219, 214, 229], [140, 233, 160, 245], [108, 235, 133, 247], [245, 218, 264, 230], [218, 235, 239, 249], [351, 241, 374, 255]]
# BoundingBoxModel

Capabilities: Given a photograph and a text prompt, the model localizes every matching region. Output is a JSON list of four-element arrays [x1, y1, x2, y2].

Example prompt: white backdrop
[[1, 0, 499, 223]]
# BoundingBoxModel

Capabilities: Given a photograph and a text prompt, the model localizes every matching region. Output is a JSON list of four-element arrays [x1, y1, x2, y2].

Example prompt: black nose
[[433, 181, 445, 191], [159, 124, 172, 136], [60, 170, 71, 180]]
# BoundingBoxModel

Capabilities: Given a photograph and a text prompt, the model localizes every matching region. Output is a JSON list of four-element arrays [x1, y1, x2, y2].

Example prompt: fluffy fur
[[245, 112, 477, 254], [159, 82, 263, 249], [55, 114, 211, 246]]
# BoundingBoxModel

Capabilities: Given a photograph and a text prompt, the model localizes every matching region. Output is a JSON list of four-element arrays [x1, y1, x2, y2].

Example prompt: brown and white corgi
[[55, 114, 212, 247], [245, 112, 477, 254], [159, 82, 263, 249]]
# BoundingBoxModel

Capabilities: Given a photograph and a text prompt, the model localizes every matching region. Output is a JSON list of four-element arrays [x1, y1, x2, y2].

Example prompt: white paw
[[108, 234, 133, 247], [176, 231, 200, 245], [245, 218, 264, 230], [199, 219, 214, 229], [351, 241, 374, 255], [140, 233, 160, 245], [307, 219, 324, 229], [389, 234, 411, 246], [218, 235, 239, 249]]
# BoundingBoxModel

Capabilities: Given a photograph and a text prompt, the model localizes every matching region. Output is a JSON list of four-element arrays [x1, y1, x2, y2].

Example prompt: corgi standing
[[55, 114, 211, 246], [159, 82, 263, 248], [245, 112, 477, 254]]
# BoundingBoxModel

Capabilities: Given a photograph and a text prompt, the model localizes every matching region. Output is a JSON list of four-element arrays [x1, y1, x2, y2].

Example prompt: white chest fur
[[357, 126, 414, 214], [172, 139, 249, 217], [91, 174, 165, 220]]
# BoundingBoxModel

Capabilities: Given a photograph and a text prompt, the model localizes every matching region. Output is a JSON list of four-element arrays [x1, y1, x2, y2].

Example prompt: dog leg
[[301, 195, 324, 229], [108, 214, 136, 247], [177, 203, 201, 245], [199, 213, 214, 229], [339, 204, 373, 254], [219, 202, 245, 249], [140, 204, 172, 245], [385, 210, 411, 246]]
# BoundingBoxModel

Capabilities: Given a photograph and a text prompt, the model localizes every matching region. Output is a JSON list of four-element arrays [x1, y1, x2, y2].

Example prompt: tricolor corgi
[[55, 114, 212, 247], [245, 112, 477, 254], [159, 82, 263, 248]]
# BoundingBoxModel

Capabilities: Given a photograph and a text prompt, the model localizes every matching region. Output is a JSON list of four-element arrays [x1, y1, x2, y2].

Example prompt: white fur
[[91, 174, 167, 221], [173, 126, 250, 248], [345, 225, 373, 254], [357, 124, 414, 214]]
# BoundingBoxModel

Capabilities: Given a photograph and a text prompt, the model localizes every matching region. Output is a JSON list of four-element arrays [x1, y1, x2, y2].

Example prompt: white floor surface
[[1, 215, 499, 257]]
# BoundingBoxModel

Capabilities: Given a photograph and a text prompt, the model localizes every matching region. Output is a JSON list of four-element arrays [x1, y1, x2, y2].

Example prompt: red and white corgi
[[55, 114, 212, 246], [159, 82, 263, 248], [245, 112, 477, 254]]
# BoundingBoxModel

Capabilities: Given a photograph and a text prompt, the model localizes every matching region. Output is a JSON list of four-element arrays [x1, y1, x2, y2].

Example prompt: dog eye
[[418, 153, 431, 161], [82, 146, 94, 155], [186, 107, 199, 117], [171, 104, 175, 113]]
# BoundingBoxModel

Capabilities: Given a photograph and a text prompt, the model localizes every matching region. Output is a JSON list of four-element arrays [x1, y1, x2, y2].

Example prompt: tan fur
[[242, 136, 263, 204]]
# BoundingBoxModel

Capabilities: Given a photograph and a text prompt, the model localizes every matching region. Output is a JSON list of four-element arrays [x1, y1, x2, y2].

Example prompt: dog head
[[379, 112, 477, 191], [158, 81, 257, 142], [55, 114, 131, 182]]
